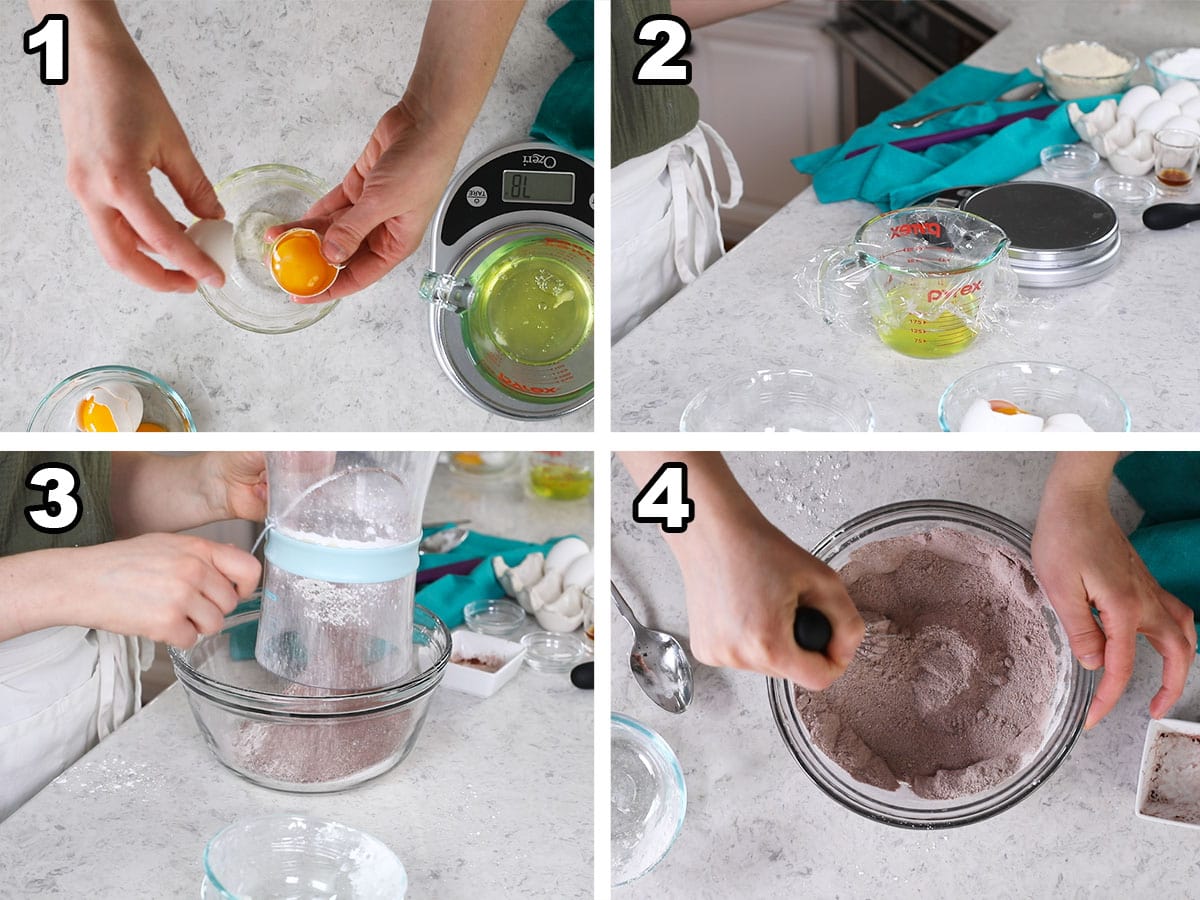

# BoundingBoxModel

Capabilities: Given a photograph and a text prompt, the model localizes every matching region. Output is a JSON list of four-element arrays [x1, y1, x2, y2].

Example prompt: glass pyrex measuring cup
[[256, 451, 437, 691], [810, 207, 1017, 359], [419, 225, 594, 401]]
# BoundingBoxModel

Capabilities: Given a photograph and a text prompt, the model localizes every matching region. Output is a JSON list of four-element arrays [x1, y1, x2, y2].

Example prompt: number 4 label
[[633, 15, 692, 85], [24, 14, 69, 86], [24, 463, 83, 534], [632, 462, 695, 533]]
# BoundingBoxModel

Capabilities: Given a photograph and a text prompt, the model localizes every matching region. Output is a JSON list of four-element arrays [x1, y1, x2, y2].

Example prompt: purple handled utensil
[[845, 104, 1060, 160]]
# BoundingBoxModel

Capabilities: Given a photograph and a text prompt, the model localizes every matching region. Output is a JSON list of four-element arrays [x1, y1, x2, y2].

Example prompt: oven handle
[[821, 20, 928, 98]]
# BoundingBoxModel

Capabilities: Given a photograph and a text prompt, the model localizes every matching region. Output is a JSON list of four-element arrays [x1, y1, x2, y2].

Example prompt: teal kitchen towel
[[531, 0, 594, 159], [417, 527, 576, 629], [1115, 452, 1200, 624], [792, 64, 1112, 210]]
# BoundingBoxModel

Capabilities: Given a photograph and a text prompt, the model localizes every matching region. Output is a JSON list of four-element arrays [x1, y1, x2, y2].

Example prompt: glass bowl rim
[[169, 594, 451, 714], [853, 206, 1010, 278], [680, 368, 876, 433], [28, 364, 197, 432], [611, 712, 688, 886], [1146, 47, 1200, 81], [937, 360, 1132, 432], [766, 499, 1095, 829], [202, 814, 407, 899]]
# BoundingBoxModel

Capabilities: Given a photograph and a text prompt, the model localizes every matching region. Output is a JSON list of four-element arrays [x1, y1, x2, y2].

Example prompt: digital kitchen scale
[[426, 141, 594, 420]]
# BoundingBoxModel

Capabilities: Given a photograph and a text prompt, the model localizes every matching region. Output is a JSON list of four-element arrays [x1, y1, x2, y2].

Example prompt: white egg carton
[[1135, 717, 1200, 830], [442, 630, 525, 699], [1069, 80, 1200, 175]]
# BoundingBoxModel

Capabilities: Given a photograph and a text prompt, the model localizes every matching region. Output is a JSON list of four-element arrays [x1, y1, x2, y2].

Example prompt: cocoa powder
[[796, 528, 1058, 800]]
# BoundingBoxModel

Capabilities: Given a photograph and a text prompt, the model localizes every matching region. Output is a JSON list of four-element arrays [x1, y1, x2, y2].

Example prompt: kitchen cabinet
[[690, 1, 839, 241]]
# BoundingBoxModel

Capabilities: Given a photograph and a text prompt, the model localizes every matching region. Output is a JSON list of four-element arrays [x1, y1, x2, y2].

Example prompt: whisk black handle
[[793, 605, 832, 653], [1143, 202, 1200, 231]]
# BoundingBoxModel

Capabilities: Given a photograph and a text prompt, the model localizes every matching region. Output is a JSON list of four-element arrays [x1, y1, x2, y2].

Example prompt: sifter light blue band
[[264, 530, 420, 584]]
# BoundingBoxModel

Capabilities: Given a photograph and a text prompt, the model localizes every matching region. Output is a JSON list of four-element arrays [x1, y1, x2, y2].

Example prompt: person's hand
[[203, 452, 268, 523], [65, 534, 261, 647], [1033, 462, 1197, 729], [265, 103, 462, 303], [56, 25, 224, 292], [674, 508, 865, 689]]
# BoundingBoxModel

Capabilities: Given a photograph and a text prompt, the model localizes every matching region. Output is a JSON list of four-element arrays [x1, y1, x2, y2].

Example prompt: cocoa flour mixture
[[796, 528, 1058, 800]]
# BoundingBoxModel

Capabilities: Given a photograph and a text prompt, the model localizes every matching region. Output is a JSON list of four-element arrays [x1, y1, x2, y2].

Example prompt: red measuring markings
[[927, 280, 982, 302], [497, 371, 559, 395], [544, 238, 593, 263]]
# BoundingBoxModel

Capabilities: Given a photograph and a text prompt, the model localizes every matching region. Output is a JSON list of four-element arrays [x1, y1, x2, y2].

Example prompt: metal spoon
[[611, 582, 693, 714], [890, 81, 1045, 129], [418, 527, 470, 554]]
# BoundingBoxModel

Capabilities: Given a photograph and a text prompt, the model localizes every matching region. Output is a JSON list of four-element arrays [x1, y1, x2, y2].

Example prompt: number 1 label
[[24, 14, 69, 86]]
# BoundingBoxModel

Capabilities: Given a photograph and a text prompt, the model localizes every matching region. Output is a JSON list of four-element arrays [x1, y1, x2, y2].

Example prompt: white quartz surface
[[610, 451, 1200, 897], [613, 1, 1200, 431], [0, 459, 594, 898], [2, 0, 591, 432]]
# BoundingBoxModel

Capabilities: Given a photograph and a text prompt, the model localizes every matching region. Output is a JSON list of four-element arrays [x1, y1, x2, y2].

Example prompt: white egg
[[1042, 413, 1095, 432], [544, 537, 590, 573], [563, 552, 594, 590], [1161, 115, 1200, 136], [1117, 84, 1161, 120], [1181, 96, 1200, 119], [77, 381, 144, 432], [958, 398, 1044, 433], [1161, 80, 1200, 105], [1135, 99, 1182, 134], [185, 218, 235, 278]]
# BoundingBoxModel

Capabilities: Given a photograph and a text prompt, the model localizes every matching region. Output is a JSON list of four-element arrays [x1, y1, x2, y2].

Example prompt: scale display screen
[[502, 169, 575, 205]]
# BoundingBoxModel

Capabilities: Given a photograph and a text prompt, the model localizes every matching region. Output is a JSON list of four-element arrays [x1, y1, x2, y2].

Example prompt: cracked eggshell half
[[493, 552, 544, 600], [534, 586, 585, 632]]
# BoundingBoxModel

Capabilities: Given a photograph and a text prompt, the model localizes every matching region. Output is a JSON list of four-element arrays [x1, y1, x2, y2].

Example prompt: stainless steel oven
[[823, 1, 999, 140]]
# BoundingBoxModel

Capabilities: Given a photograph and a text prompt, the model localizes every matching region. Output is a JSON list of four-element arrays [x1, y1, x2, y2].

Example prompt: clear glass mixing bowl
[[171, 596, 450, 793], [202, 815, 407, 899], [768, 500, 1094, 828], [611, 713, 687, 886], [28, 365, 196, 432], [198, 164, 339, 334]]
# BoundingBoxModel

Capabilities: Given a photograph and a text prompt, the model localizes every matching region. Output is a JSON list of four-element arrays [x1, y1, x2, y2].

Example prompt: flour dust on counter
[[611, 450, 1200, 896], [0, 450, 596, 898]]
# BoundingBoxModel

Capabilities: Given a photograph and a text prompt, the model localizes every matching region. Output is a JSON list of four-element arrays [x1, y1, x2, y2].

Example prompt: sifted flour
[[796, 528, 1058, 800]]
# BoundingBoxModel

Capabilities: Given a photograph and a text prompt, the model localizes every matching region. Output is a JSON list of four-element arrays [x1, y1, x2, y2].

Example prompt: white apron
[[611, 121, 744, 342], [0, 626, 152, 821]]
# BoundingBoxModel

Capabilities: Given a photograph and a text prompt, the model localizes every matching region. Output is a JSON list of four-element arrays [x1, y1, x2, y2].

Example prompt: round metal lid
[[1009, 230, 1122, 288], [962, 182, 1119, 263]]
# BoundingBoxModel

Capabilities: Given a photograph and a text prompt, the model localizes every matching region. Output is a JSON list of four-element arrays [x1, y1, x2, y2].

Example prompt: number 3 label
[[633, 15, 692, 85], [24, 14, 69, 86], [24, 463, 83, 534], [633, 462, 695, 533]]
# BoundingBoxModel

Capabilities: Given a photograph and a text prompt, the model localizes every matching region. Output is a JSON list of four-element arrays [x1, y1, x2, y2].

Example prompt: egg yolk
[[988, 399, 1032, 416], [269, 229, 338, 297], [77, 397, 119, 432], [136, 422, 167, 432]]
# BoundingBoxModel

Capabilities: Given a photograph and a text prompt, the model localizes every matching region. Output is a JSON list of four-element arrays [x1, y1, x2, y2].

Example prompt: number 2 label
[[24, 14, 69, 86], [24, 463, 82, 534], [633, 462, 695, 533], [633, 15, 691, 85]]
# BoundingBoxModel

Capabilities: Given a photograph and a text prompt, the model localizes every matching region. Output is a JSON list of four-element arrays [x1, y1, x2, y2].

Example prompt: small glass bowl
[[202, 815, 407, 899], [611, 714, 687, 886], [1040, 143, 1101, 180], [768, 501, 1094, 828], [463, 598, 526, 637], [520, 631, 587, 673], [1038, 42, 1139, 100], [28, 365, 196, 432], [447, 451, 519, 476], [199, 164, 340, 334], [938, 361, 1131, 432], [680, 368, 875, 432], [1093, 174, 1158, 213], [1146, 47, 1200, 91]]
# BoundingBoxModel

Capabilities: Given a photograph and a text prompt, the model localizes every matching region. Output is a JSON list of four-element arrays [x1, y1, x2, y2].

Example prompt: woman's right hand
[[64, 534, 260, 647], [50, 3, 224, 292]]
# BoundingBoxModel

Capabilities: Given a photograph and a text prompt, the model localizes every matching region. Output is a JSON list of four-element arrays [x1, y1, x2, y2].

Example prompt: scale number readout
[[502, 169, 575, 205]]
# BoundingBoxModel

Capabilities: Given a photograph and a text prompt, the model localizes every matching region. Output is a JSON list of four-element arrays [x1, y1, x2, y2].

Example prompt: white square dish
[[1135, 717, 1200, 829], [442, 630, 526, 698]]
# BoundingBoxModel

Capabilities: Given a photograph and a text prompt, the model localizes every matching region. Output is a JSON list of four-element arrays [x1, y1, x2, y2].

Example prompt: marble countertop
[[613, 1, 1200, 431], [2, 0, 591, 432], [0, 458, 594, 898], [611, 451, 1200, 897]]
